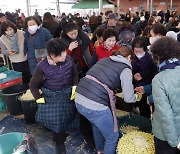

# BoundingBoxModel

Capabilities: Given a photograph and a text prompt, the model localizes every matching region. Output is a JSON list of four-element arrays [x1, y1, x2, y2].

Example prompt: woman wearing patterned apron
[[30, 38, 80, 154]]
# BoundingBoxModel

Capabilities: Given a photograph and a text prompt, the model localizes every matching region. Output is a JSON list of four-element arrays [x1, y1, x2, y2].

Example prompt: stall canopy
[[72, 0, 110, 9]]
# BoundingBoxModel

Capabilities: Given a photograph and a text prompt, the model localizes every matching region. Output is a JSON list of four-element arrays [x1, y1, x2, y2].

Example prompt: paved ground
[[0, 109, 95, 154]]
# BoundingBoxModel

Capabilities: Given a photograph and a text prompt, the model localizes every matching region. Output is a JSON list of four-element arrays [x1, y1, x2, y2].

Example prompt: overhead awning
[[72, 0, 111, 9]]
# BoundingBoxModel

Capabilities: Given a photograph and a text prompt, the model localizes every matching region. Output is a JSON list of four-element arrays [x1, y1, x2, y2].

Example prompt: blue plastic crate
[[0, 71, 22, 84], [0, 90, 6, 112], [0, 66, 8, 73]]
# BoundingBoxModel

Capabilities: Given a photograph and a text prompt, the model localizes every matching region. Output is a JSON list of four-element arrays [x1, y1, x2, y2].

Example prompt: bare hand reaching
[[134, 73, 142, 81], [68, 41, 78, 51]]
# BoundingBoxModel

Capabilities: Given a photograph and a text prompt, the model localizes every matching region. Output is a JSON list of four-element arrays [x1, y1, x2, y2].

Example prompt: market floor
[[0, 109, 95, 154]]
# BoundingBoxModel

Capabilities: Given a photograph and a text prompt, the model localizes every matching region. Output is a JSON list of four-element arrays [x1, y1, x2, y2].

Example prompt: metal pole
[[147, 0, 149, 11], [117, 0, 120, 18], [150, 0, 153, 15], [56, 0, 60, 17], [26, 0, 30, 16], [99, 0, 103, 13], [170, 0, 173, 14]]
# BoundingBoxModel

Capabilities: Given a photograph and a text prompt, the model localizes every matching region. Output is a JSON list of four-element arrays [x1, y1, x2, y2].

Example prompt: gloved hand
[[70, 86, 77, 100], [36, 97, 45, 104], [115, 92, 124, 99], [136, 92, 142, 102]]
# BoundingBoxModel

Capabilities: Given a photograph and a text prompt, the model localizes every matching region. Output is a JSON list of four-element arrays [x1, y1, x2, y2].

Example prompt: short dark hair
[[132, 36, 148, 51], [150, 36, 180, 62], [105, 10, 113, 16], [142, 25, 152, 37], [63, 22, 79, 34], [102, 28, 118, 41], [151, 23, 167, 36], [96, 28, 105, 37], [1, 20, 17, 35], [24, 16, 41, 29], [119, 22, 134, 33], [46, 38, 68, 57], [0, 13, 5, 18]]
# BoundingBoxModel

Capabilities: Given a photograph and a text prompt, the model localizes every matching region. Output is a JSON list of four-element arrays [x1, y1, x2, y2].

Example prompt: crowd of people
[[0, 9, 180, 154]]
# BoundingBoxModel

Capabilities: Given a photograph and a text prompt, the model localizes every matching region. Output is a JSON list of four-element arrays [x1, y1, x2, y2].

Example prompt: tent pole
[[117, 0, 120, 18], [26, 0, 30, 16], [56, 0, 60, 17], [170, 0, 173, 14], [99, 0, 103, 13]]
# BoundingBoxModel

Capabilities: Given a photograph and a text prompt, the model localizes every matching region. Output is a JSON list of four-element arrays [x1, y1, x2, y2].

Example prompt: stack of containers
[[0, 66, 22, 112]]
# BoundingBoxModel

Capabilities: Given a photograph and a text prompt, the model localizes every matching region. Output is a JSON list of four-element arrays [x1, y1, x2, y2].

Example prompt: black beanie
[[0, 13, 5, 18]]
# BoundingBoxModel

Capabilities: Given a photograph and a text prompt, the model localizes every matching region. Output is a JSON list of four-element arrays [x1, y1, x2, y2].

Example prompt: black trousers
[[154, 137, 180, 154], [12, 60, 31, 84], [136, 94, 151, 118]]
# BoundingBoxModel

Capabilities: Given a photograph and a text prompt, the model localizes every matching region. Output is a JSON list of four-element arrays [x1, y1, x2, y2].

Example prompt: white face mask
[[28, 25, 39, 34], [149, 36, 160, 45], [135, 52, 145, 59]]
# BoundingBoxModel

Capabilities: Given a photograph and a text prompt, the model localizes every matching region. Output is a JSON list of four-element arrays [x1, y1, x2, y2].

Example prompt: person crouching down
[[75, 46, 141, 154], [30, 38, 80, 154]]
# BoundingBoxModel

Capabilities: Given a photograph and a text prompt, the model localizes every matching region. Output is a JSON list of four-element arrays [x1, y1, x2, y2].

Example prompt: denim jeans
[[75, 103, 119, 154]]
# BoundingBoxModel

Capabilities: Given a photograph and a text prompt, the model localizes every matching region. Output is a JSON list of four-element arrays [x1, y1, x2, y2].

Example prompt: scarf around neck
[[6, 33, 19, 53], [159, 58, 180, 72]]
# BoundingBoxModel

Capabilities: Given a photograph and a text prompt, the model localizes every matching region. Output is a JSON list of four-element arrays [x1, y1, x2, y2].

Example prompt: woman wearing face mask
[[30, 38, 80, 154], [24, 16, 53, 75], [75, 46, 141, 154], [132, 36, 158, 118], [148, 23, 167, 50], [91, 28, 120, 66], [0, 21, 31, 83]]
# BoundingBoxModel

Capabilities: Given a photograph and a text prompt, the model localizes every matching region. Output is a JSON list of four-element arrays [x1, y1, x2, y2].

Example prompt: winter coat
[[24, 27, 53, 74], [152, 66, 180, 147], [76, 55, 137, 109], [42, 21, 59, 37], [132, 51, 157, 87], [0, 30, 27, 63], [61, 28, 93, 68], [96, 44, 120, 61], [38, 56, 73, 90]]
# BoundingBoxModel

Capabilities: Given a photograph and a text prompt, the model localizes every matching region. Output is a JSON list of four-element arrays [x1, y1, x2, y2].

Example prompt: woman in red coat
[[91, 28, 120, 66]]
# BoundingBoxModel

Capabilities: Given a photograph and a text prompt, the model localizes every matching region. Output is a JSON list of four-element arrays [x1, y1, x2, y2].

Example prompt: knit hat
[[0, 13, 5, 18], [107, 13, 118, 20]]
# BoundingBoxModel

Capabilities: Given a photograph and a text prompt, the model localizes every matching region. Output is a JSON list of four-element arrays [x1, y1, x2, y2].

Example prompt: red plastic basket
[[0, 78, 22, 89]]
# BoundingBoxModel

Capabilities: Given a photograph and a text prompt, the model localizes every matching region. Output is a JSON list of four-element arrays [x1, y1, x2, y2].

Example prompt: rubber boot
[[55, 142, 66, 154], [53, 131, 68, 154]]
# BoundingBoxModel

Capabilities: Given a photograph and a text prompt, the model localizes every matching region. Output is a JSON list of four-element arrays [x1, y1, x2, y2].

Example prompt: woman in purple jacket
[[30, 38, 80, 153]]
